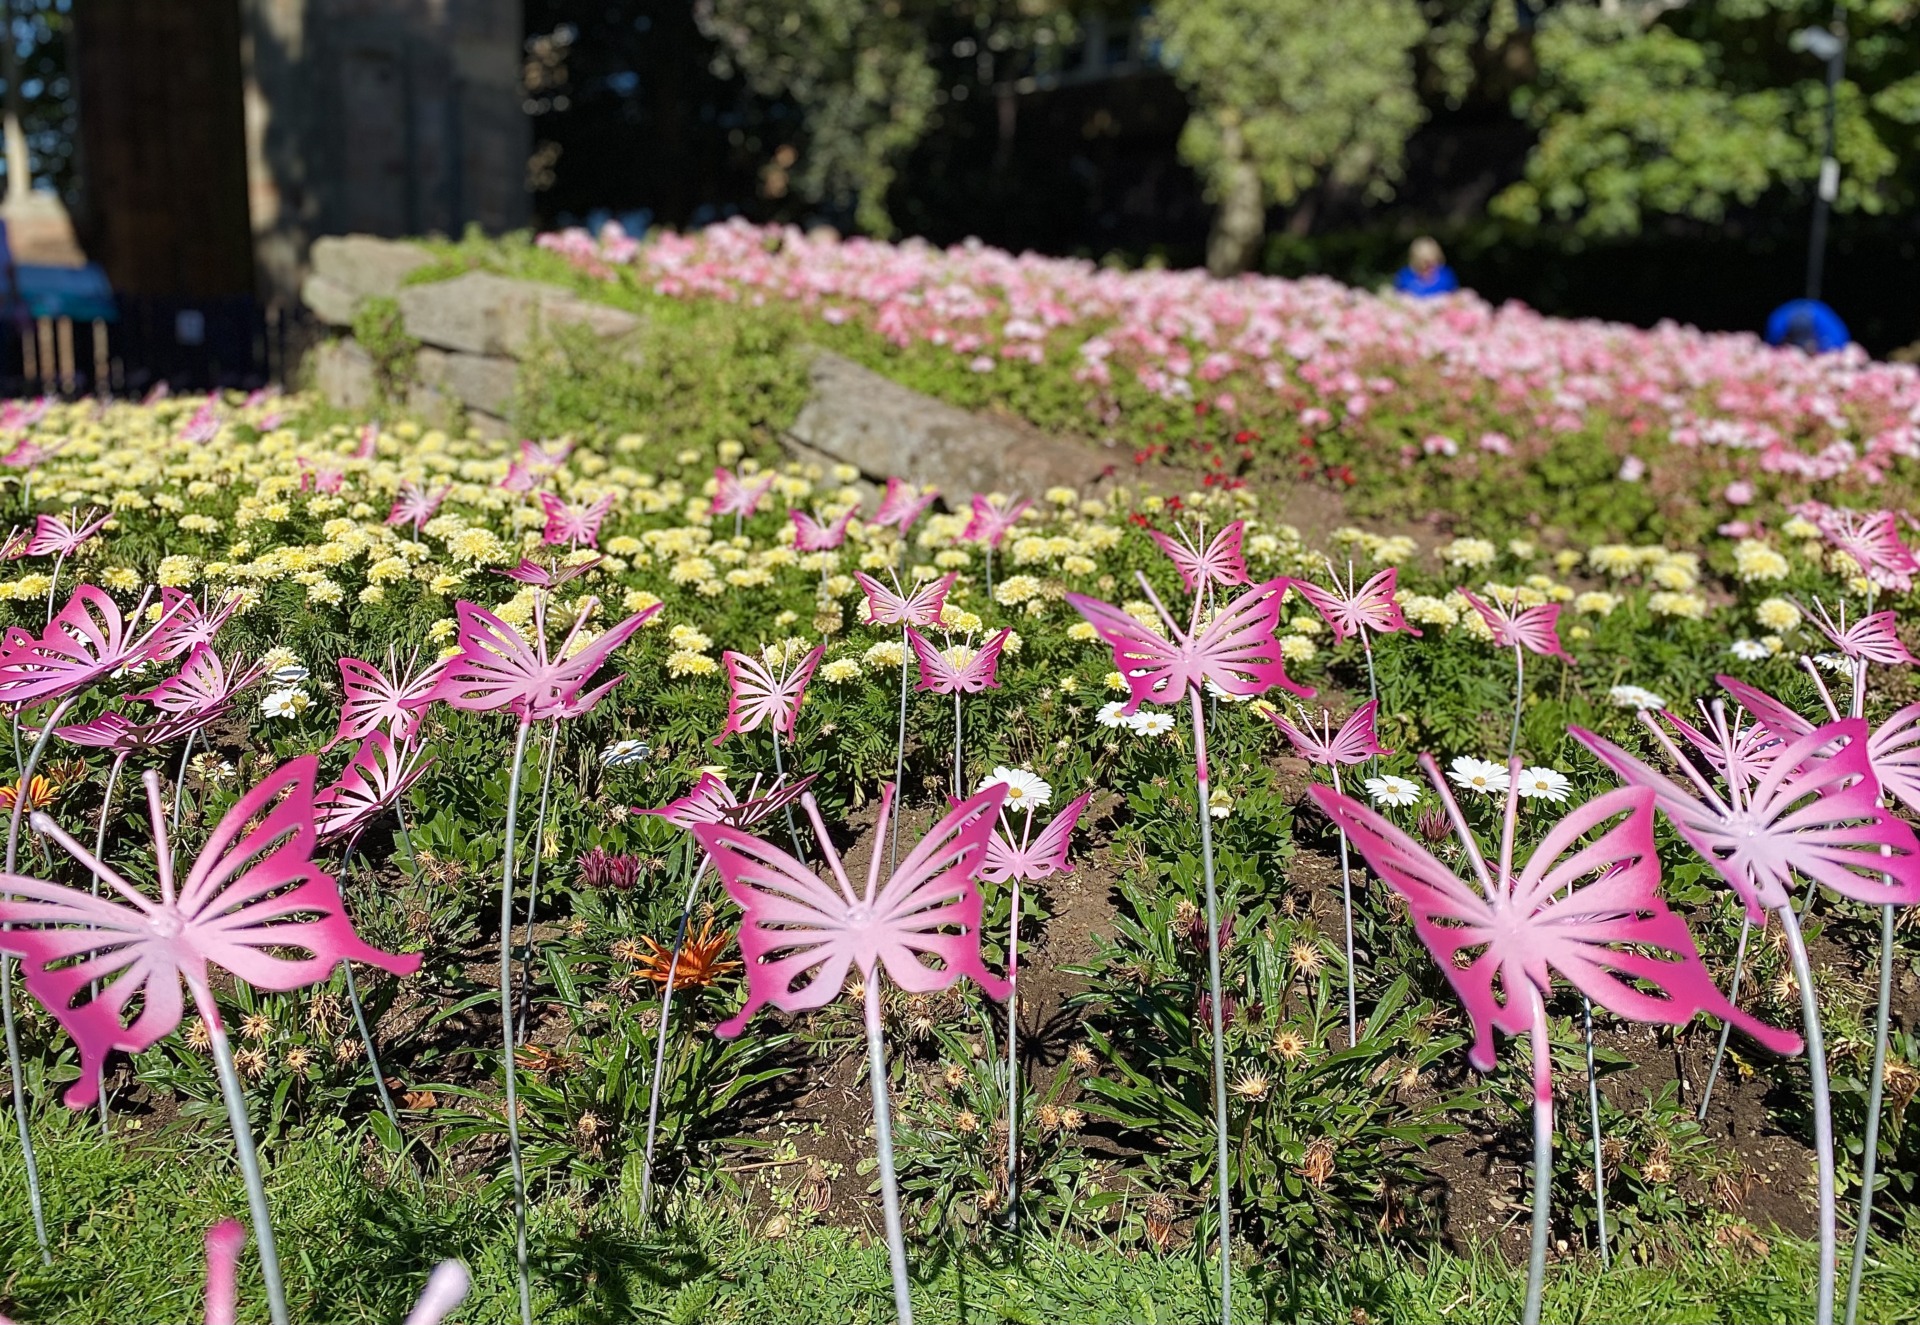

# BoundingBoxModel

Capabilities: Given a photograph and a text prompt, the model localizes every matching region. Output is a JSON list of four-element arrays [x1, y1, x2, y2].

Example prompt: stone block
[[415, 347, 518, 417], [309, 235, 436, 302], [396, 271, 641, 356], [309, 339, 378, 413]]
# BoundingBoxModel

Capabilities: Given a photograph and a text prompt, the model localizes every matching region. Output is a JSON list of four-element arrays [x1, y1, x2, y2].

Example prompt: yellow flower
[[1588, 545, 1639, 577], [864, 640, 906, 669], [666, 649, 717, 678], [1067, 620, 1098, 642], [1438, 538, 1495, 569], [1573, 591, 1619, 617], [1756, 597, 1801, 632], [1734, 541, 1790, 583], [1648, 591, 1707, 620], [820, 658, 862, 683]]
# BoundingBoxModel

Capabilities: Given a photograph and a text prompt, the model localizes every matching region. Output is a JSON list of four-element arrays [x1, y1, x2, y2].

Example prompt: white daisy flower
[[1447, 755, 1510, 796], [1728, 639, 1771, 662], [1811, 653, 1854, 675], [1204, 679, 1253, 703], [1515, 767, 1572, 802], [979, 765, 1052, 810], [1095, 700, 1130, 729], [1364, 775, 1421, 807], [1608, 685, 1667, 711], [601, 739, 650, 767], [1127, 711, 1176, 737], [261, 689, 308, 720]]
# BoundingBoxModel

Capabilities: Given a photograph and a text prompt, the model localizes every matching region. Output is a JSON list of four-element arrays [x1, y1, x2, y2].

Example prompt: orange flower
[[630, 917, 741, 989], [0, 775, 57, 813]]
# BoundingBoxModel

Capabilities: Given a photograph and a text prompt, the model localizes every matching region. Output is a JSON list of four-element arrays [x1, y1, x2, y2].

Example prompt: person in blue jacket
[[1765, 298, 1849, 353], [1393, 237, 1459, 298]]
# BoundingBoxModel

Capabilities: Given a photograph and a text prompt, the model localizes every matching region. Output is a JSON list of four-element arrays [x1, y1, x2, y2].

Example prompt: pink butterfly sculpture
[[1146, 519, 1249, 597], [0, 758, 420, 1325], [297, 456, 345, 494], [494, 555, 603, 590], [538, 490, 616, 549], [135, 644, 266, 717], [1572, 709, 1920, 1325], [1459, 587, 1572, 759], [332, 649, 446, 749], [1719, 671, 1920, 816], [790, 506, 854, 552], [1311, 756, 1799, 1325], [854, 569, 956, 629], [180, 402, 219, 444], [908, 626, 1012, 798], [354, 420, 380, 460], [0, 585, 181, 711], [388, 479, 453, 533], [962, 493, 1031, 548], [978, 783, 1091, 1219], [710, 465, 776, 527], [430, 595, 658, 723], [151, 588, 242, 662], [25, 507, 106, 559], [1819, 508, 1919, 590], [315, 731, 435, 847], [627, 770, 819, 1222], [499, 460, 543, 495], [1803, 597, 1917, 668], [1269, 700, 1393, 1043], [1294, 563, 1420, 645], [714, 643, 825, 747], [695, 782, 1009, 1321], [872, 475, 938, 534], [521, 438, 573, 470]]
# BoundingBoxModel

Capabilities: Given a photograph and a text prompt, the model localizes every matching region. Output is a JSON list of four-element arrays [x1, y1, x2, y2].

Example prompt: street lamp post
[[1791, 18, 1846, 303]]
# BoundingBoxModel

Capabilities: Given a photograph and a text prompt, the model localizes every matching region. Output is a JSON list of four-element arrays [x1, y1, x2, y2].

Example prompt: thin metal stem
[[1189, 688, 1233, 1325], [1005, 873, 1022, 1226], [42, 550, 64, 623], [639, 855, 710, 1225], [1331, 765, 1357, 1047], [197, 983, 290, 1325], [770, 727, 805, 861], [1844, 900, 1896, 1325], [985, 544, 994, 604], [889, 624, 908, 876], [343, 960, 401, 1130], [1779, 900, 1837, 1325], [497, 720, 535, 1325], [1524, 985, 1552, 1325], [1698, 914, 1754, 1119], [953, 691, 963, 800], [864, 976, 914, 1325], [1508, 645, 1525, 763], [514, 722, 561, 1044], [1582, 996, 1610, 1265]]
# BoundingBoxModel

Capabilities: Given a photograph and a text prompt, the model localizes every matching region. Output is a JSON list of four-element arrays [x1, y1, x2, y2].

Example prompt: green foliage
[[348, 297, 422, 405]]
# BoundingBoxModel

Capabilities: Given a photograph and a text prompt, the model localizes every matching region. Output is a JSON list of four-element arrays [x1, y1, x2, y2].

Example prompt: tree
[[1496, 0, 1920, 236], [1152, 0, 1431, 275]]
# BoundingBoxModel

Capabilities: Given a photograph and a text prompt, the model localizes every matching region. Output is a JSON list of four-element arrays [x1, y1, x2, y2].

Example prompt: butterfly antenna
[[1798, 654, 1843, 721], [141, 770, 178, 906], [1638, 709, 1734, 816], [1709, 700, 1746, 815], [1497, 756, 1522, 886], [865, 784, 900, 904], [1132, 571, 1182, 637], [1416, 752, 1495, 899]]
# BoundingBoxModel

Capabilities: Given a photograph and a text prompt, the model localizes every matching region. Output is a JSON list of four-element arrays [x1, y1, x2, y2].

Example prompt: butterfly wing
[[1329, 700, 1393, 765], [959, 628, 1011, 692], [1355, 569, 1419, 637], [1012, 790, 1094, 881], [1065, 593, 1189, 713], [1867, 702, 1920, 817], [854, 572, 910, 626], [729, 772, 821, 829], [1839, 611, 1916, 667], [636, 772, 740, 829], [1264, 709, 1333, 765], [336, 654, 443, 747], [1190, 577, 1314, 700], [315, 733, 434, 845], [906, 627, 961, 694], [539, 602, 657, 719], [869, 783, 1011, 999], [715, 651, 782, 743], [429, 601, 546, 717]]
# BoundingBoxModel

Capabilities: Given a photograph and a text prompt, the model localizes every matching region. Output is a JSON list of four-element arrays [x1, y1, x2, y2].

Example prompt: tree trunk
[[1205, 117, 1265, 278]]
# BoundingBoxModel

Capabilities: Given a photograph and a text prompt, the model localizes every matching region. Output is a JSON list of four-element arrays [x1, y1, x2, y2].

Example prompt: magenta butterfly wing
[[388, 480, 452, 532], [1293, 568, 1421, 642], [854, 571, 957, 628], [1458, 589, 1573, 662], [1310, 782, 1801, 1072], [790, 508, 853, 551], [906, 627, 1009, 695], [874, 476, 938, 531], [0, 585, 170, 706], [1147, 521, 1249, 594], [135, 645, 263, 716], [334, 654, 444, 747], [980, 789, 1094, 884], [963, 494, 1032, 548], [1266, 700, 1391, 767], [26, 508, 107, 558], [635, 771, 819, 831], [538, 491, 616, 548], [712, 466, 776, 518], [314, 732, 435, 845], [1814, 608, 1916, 667], [151, 588, 241, 662], [698, 783, 1010, 1038], [1067, 576, 1312, 713], [714, 644, 825, 745]]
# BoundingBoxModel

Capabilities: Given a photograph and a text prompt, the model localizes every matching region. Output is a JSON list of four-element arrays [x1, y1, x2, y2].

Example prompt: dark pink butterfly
[[633, 771, 819, 832], [714, 644, 825, 746], [1067, 576, 1312, 714], [1293, 563, 1420, 643], [314, 731, 435, 847], [1458, 588, 1574, 663], [538, 491, 616, 549], [494, 556, 603, 590], [1719, 672, 1920, 819], [854, 571, 957, 629], [0, 757, 420, 1107], [1147, 520, 1250, 596], [790, 507, 854, 552], [981, 789, 1093, 883], [711, 466, 776, 519], [873, 476, 938, 533], [53, 708, 219, 754], [1819, 508, 1918, 585], [333, 650, 445, 748], [1267, 700, 1392, 768], [150, 588, 242, 663], [430, 596, 659, 722], [696, 783, 1010, 1037], [180, 402, 219, 444], [388, 480, 452, 533], [134, 645, 265, 717], [1803, 598, 1916, 668], [906, 627, 1010, 695], [25, 508, 107, 559], [0, 586, 182, 708], [1571, 714, 1920, 920], [1309, 760, 1802, 1073], [961, 494, 1032, 549]]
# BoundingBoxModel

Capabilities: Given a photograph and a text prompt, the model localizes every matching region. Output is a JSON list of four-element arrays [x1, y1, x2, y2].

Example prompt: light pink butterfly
[[714, 644, 826, 746], [53, 707, 222, 754], [538, 491, 616, 549], [354, 421, 380, 460], [873, 476, 938, 533], [711, 466, 776, 519], [854, 570, 958, 628], [696, 783, 1011, 1037], [981, 788, 1093, 884], [499, 460, 544, 494], [134, 644, 265, 717], [314, 731, 436, 847], [180, 402, 219, 444], [0, 757, 420, 1107], [0, 585, 181, 708], [25, 508, 107, 559], [1719, 672, 1920, 819], [1067, 576, 1312, 714], [789, 507, 854, 552], [1267, 700, 1392, 768], [1147, 520, 1250, 595], [1458, 588, 1574, 663], [174, 1219, 468, 1325], [1571, 713, 1920, 921], [634, 771, 819, 832], [150, 588, 242, 663], [962, 494, 1032, 549], [1819, 508, 1918, 584], [333, 650, 446, 748], [297, 456, 345, 494], [1293, 564, 1421, 643], [388, 480, 452, 533], [521, 438, 574, 470], [494, 556, 603, 590], [429, 596, 659, 722], [1309, 760, 1802, 1073], [1803, 598, 1916, 667], [906, 627, 1010, 695]]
